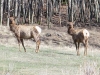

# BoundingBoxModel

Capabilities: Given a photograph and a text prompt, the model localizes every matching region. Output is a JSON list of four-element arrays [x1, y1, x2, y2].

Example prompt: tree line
[[0, 0, 100, 28]]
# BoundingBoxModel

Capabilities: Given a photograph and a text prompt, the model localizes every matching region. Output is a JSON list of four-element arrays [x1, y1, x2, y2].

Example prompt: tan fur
[[67, 22, 90, 56], [9, 17, 41, 53]]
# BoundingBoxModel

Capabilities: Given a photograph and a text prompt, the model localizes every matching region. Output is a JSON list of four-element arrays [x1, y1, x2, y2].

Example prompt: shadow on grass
[[56, 52, 74, 56], [41, 50, 74, 56]]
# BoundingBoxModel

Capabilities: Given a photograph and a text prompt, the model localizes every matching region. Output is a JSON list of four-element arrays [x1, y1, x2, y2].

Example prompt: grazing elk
[[67, 22, 90, 56], [9, 17, 41, 53]]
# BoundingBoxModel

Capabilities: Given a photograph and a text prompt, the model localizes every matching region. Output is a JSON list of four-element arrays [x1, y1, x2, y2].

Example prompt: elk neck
[[10, 20, 18, 32], [68, 26, 76, 36]]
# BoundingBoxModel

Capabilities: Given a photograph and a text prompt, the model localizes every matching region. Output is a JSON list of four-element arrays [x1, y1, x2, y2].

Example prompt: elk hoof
[[77, 54, 80, 56], [24, 50, 26, 52], [84, 54, 87, 56], [35, 50, 39, 53], [19, 50, 21, 52]]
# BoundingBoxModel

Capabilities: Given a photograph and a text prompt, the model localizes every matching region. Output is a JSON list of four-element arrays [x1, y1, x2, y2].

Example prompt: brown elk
[[67, 22, 90, 56], [9, 17, 41, 53]]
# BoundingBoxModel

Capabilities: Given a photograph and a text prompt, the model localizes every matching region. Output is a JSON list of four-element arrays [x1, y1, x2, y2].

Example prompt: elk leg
[[32, 32, 40, 53], [77, 42, 80, 56], [83, 44, 86, 56], [85, 40, 88, 56], [83, 40, 87, 56], [35, 40, 41, 53], [74, 41, 79, 55], [17, 38, 21, 52], [21, 39, 26, 52]]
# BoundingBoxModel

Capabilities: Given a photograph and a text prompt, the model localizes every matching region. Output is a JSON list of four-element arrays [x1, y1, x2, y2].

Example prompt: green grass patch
[[0, 45, 100, 75]]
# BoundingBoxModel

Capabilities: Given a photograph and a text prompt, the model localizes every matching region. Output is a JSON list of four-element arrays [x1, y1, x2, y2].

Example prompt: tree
[[1, 0, 4, 25]]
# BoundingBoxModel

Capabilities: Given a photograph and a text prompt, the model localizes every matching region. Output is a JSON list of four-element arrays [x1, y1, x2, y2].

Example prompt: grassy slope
[[0, 45, 100, 75]]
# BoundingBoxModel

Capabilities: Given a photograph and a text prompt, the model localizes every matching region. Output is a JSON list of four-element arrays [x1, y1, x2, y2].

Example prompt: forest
[[0, 0, 100, 28]]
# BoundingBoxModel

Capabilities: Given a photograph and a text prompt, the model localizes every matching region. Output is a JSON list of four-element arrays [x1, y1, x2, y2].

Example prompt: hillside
[[0, 25, 100, 49]]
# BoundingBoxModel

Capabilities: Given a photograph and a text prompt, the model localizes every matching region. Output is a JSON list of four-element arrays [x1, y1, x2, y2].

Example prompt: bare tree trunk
[[52, 0, 55, 15], [15, 0, 18, 24], [47, 0, 52, 28], [1, 0, 4, 25], [89, 0, 92, 21], [55, 0, 59, 14], [47, 0, 49, 28], [22, 0, 25, 24], [40, 0, 44, 24], [31, 0, 34, 24], [94, 0, 99, 22], [7, 0, 10, 26], [71, 0, 74, 22], [28, 0, 31, 24], [15, 0, 18, 17], [30, 0, 34, 24], [59, 0, 61, 26], [82, 0, 85, 22], [68, 0, 71, 21], [3, 0, 7, 15], [66, 0, 68, 24], [17, 0, 21, 24], [24, 0, 29, 24], [34, 0, 38, 23], [49, 0, 52, 23], [11, 0, 14, 16]]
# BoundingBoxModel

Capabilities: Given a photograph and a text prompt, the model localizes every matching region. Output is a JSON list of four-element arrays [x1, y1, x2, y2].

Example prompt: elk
[[9, 17, 41, 53], [67, 22, 90, 56]]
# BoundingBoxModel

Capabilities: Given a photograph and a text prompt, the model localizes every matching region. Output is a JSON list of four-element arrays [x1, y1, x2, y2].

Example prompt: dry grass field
[[0, 25, 100, 75]]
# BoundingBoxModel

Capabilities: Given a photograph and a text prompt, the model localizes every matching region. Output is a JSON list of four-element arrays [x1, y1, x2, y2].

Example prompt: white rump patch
[[83, 29, 90, 37], [35, 26, 42, 34]]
